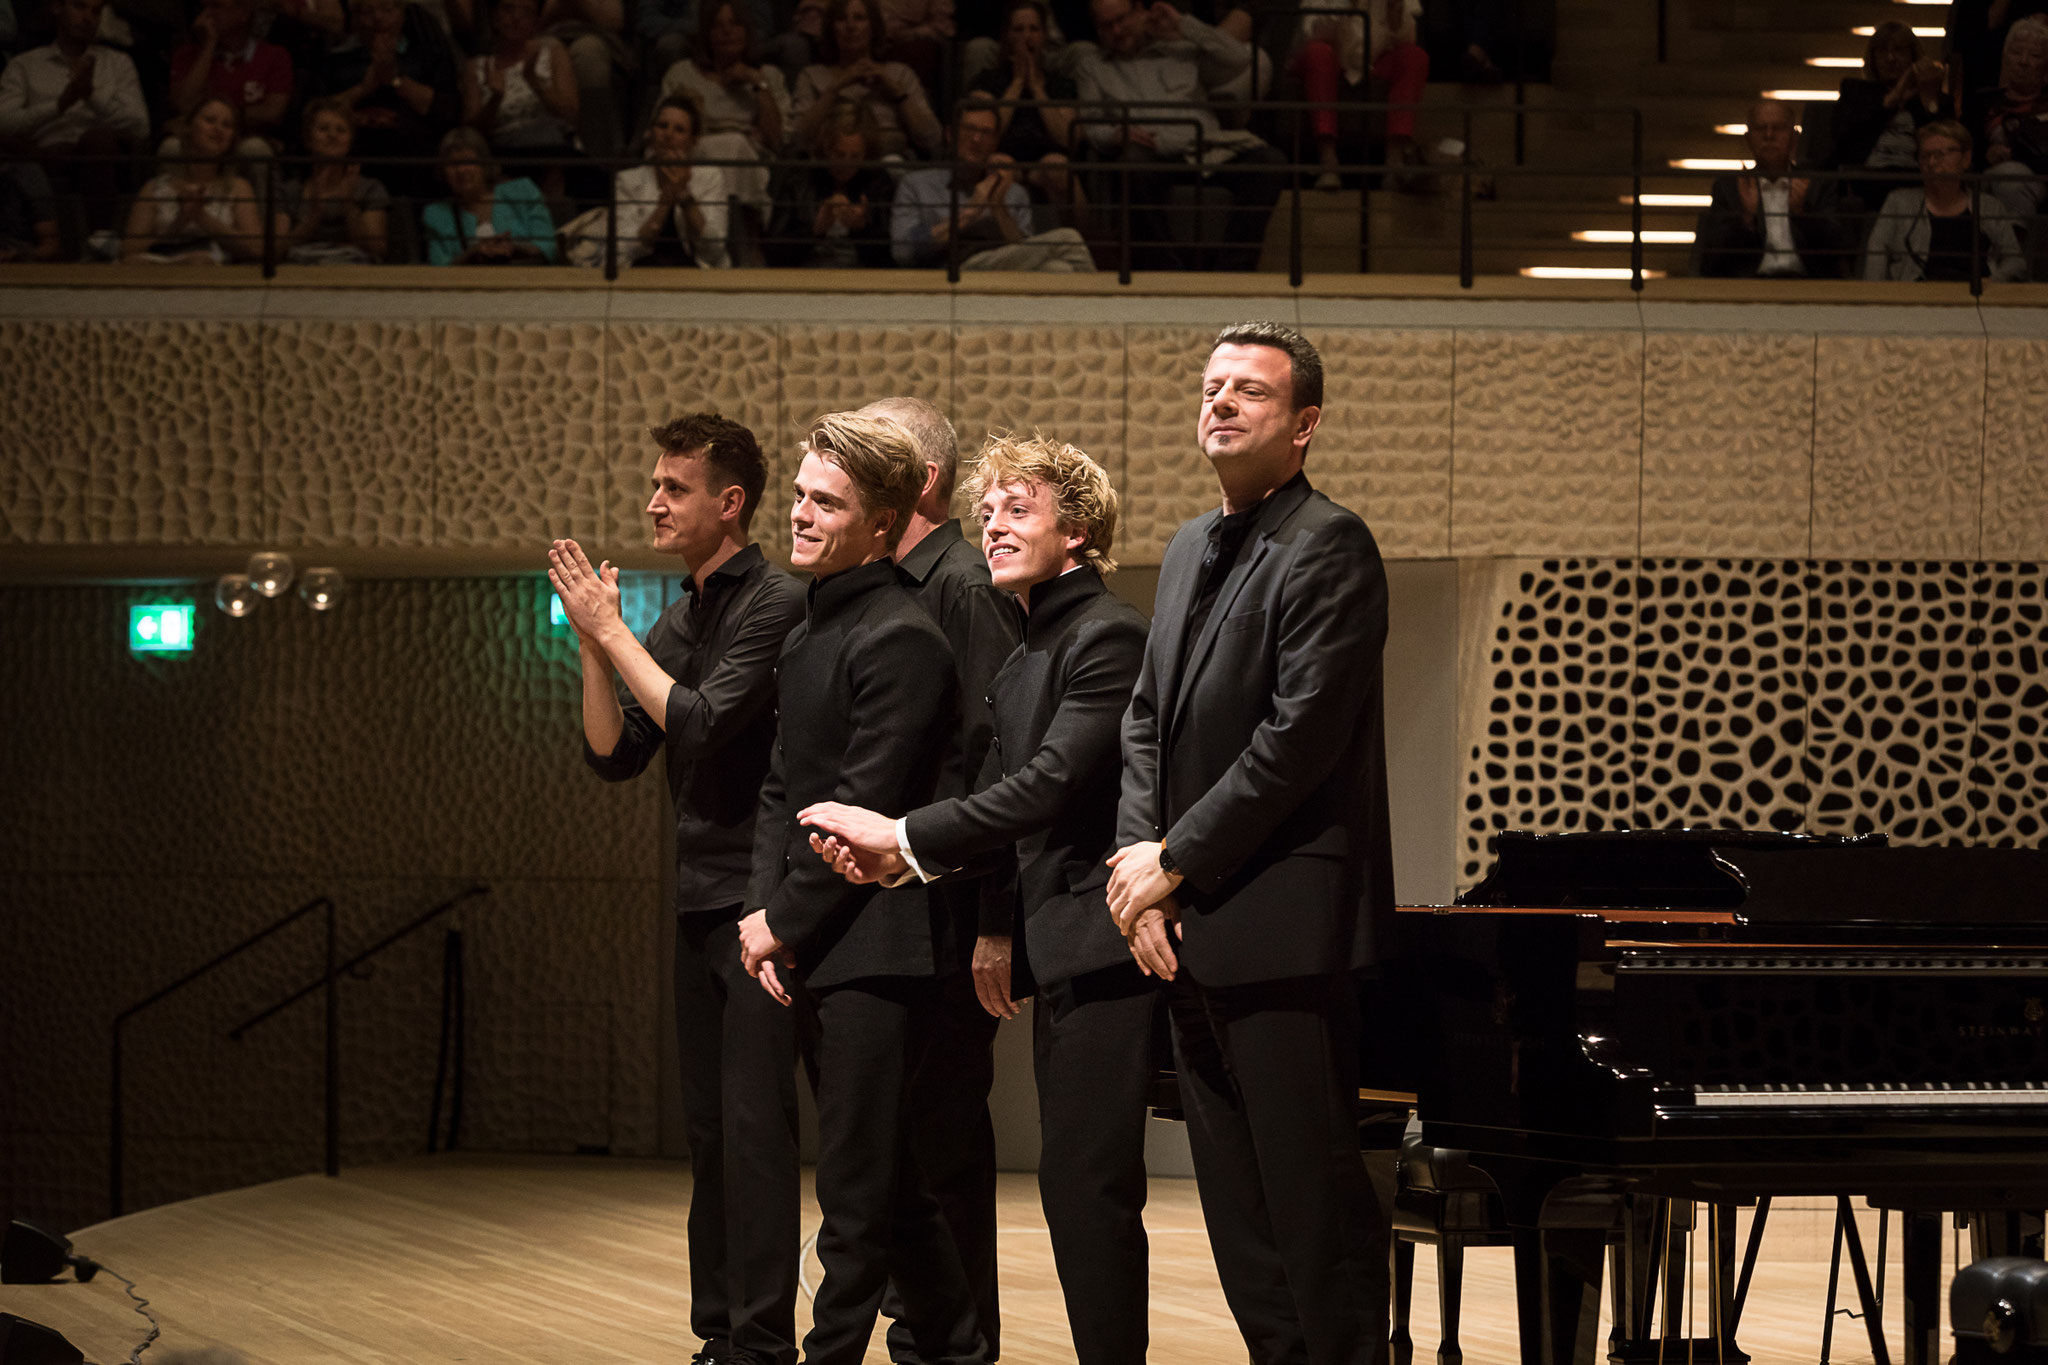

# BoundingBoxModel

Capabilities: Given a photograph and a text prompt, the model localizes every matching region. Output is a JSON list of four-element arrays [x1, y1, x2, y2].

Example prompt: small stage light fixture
[[1, 1222, 99, 1285]]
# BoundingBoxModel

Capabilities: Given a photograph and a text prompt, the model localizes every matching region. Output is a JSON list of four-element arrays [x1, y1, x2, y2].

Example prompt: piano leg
[[1390, 1238, 1414, 1365], [1512, 1226, 1606, 1365], [1436, 1241, 1465, 1365], [1900, 1210, 1942, 1365], [1837, 1198, 1894, 1365]]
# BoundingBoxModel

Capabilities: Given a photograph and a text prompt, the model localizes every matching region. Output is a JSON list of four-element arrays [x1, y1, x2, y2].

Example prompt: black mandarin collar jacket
[[751, 556, 962, 988], [903, 565, 1151, 990]]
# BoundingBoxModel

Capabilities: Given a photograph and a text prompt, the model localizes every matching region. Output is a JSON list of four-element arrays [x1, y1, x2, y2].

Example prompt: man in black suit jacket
[[736, 410, 988, 1365], [800, 435, 1157, 1365], [861, 396, 1023, 1365], [548, 414, 807, 1365], [1107, 321, 1396, 1365]]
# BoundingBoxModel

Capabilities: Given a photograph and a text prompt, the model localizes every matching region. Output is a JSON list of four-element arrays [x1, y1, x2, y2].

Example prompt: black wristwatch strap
[[1158, 842, 1181, 878]]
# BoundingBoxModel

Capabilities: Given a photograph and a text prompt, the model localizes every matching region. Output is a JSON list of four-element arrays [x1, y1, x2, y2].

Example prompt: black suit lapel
[[1149, 528, 1203, 741]]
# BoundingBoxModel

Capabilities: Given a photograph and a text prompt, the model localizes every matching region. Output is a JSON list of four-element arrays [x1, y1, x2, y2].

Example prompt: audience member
[[462, 0, 579, 155], [1282, 0, 1429, 189], [1864, 119, 2028, 280], [1972, 16, 2048, 221], [541, 0, 631, 159], [637, 0, 774, 84], [972, 0, 1082, 219], [167, 0, 292, 150], [1948, 0, 2048, 97], [875, 0, 950, 97], [1827, 21, 1953, 214], [789, 0, 941, 158], [0, 161, 60, 258], [120, 94, 261, 259], [422, 122, 559, 260], [1073, 0, 1286, 269], [312, 0, 461, 200], [610, 91, 729, 265], [768, 98, 890, 265], [890, 94, 1093, 269], [0, 0, 148, 232], [656, 0, 786, 219], [1691, 99, 1852, 278], [772, 0, 828, 83], [275, 95, 390, 260]]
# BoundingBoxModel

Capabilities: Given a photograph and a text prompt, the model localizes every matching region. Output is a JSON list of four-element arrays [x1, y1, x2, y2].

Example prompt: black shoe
[[689, 1343, 732, 1365]]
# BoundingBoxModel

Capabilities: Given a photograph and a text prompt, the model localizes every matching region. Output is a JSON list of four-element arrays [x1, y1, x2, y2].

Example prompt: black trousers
[[1034, 963, 1158, 1365], [804, 974, 987, 1365], [887, 965, 1002, 1361], [674, 911, 802, 1365], [1167, 970, 1391, 1365]]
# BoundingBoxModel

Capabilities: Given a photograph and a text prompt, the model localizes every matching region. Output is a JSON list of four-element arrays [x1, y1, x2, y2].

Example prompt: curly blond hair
[[801, 409, 927, 549], [961, 431, 1120, 576]]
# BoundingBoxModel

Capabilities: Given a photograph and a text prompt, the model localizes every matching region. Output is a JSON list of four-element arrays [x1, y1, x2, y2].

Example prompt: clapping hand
[[57, 51, 96, 111], [546, 538, 622, 644]]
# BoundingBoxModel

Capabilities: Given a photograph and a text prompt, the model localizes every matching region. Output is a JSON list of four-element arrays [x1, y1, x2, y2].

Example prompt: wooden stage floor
[[0, 1154, 1960, 1364]]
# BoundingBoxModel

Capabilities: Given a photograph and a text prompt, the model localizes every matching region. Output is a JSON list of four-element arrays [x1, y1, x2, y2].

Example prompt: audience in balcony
[[890, 92, 1093, 269], [1691, 99, 1852, 278], [121, 93, 261, 258], [970, 1, 1082, 221], [789, 0, 941, 158], [1278, 0, 1429, 189], [1074, 0, 1285, 269], [1971, 16, 2048, 222], [0, 0, 148, 231], [275, 95, 389, 260], [768, 97, 891, 265], [166, 0, 292, 158], [655, 0, 786, 218], [309, 0, 460, 199], [450, 0, 630, 157], [607, 90, 728, 264], [1825, 22, 1953, 216], [422, 122, 558, 260], [875, 0, 950, 99], [1863, 119, 2028, 280]]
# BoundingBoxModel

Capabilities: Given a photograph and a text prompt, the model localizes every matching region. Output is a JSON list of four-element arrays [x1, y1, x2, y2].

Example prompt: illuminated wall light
[[1622, 192, 1713, 207], [1519, 266, 1668, 280], [1573, 229, 1696, 243], [1764, 88, 1841, 100], [130, 604, 196, 654], [1717, 123, 1748, 135], [1805, 55, 1863, 67], [1852, 24, 1944, 35], [1670, 158, 1748, 170]]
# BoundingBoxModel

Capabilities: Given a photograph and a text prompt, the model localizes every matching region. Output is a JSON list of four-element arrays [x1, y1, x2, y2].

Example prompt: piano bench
[[1953, 1256, 2048, 1364], [1390, 1135, 1514, 1365]]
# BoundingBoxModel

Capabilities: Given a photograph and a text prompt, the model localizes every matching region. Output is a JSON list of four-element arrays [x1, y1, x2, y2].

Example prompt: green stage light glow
[[130, 603, 196, 654]]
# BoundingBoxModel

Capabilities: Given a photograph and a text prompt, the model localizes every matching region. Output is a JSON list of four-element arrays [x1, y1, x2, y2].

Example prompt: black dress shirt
[[750, 557, 961, 988], [584, 543, 806, 918], [1182, 476, 1291, 672]]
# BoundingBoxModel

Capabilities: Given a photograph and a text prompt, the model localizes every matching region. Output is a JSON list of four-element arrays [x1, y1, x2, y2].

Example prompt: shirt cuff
[[892, 815, 938, 887]]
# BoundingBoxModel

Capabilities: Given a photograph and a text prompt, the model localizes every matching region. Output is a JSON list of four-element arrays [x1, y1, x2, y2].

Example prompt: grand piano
[[1384, 829, 2048, 1365]]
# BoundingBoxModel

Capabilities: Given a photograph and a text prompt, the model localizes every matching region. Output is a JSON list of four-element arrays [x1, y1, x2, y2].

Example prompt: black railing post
[[1118, 119, 1133, 285], [603, 183, 618, 282], [261, 160, 277, 279], [324, 896, 339, 1178], [1631, 110, 1645, 291], [1969, 175, 1984, 297], [947, 162, 962, 284]]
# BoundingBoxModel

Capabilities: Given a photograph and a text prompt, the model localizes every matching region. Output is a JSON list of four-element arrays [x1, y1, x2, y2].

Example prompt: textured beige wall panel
[[262, 320, 439, 547], [1811, 336, 1985, 559], [950, 326, 1128, 495], [89, 321, 265, 543], [435, 323, 607, 548], [776, 324, 952, 464], [1641, 333, 1816, 558], [1307, 329, 1453, 558], [0, 321, 96, 543], [605, 323, 782, 557], [1450, 331, 1644, 558], [1983, 338, 2048, 561], [1121, 327, 1216, 563]]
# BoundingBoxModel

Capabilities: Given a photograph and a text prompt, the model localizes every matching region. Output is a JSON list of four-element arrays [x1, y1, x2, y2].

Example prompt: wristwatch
[[1157, 842, 1181, 879]]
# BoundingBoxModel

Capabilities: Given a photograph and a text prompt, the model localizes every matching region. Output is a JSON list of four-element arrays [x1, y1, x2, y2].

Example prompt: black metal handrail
[[106, 883, 488, 1218]]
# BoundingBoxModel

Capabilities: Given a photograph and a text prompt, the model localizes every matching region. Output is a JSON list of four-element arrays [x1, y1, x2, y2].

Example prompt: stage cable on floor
[[88, 1263, 161, 1364]]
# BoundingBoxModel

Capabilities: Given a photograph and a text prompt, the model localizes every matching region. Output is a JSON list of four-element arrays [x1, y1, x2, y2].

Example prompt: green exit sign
[[130, 603, 196, 654]]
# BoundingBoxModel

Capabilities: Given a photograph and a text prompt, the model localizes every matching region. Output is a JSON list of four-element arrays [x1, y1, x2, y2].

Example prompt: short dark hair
[[693, 0, 755, 65], [650, 91, 702, 141], [1212, 320, 1323, 412], [649, 412, 769, 529]]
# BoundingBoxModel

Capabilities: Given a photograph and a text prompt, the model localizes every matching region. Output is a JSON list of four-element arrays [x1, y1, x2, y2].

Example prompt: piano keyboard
[[1692, 1083, 2048, 1107]]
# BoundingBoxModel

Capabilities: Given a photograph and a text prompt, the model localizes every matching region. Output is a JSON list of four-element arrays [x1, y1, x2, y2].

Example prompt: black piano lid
[[1459, 828, 2048, 936]]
